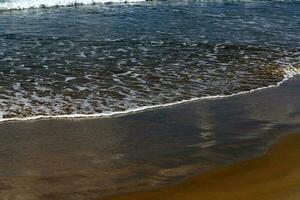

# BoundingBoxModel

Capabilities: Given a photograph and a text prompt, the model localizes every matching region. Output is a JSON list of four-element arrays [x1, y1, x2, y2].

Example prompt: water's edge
[[1, 70, 299, 200], [1, 67, 299, 123]]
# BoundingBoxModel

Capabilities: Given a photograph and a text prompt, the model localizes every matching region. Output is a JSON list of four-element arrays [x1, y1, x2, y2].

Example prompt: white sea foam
[[65, 77, 76, 82], [0, 66, 299, 123], [0, 0, 145, 10], [3, 0, 291, 10]]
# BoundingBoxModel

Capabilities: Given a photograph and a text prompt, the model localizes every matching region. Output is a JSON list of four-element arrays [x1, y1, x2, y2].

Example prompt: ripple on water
[[0, 1, 300, 120]]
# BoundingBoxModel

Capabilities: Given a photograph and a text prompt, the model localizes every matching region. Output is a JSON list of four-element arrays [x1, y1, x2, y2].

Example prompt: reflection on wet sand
[[104, 134, 300, 200], [0, 76, 299, 200]]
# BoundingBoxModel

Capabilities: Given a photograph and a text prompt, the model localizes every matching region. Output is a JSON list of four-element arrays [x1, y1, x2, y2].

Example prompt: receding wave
[[1, 39, 299, 122], [0, 0, 145, 10], [0, 66, 299, 123]]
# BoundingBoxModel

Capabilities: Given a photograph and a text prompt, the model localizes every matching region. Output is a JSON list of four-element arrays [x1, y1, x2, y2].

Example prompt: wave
[[2, 0, 300, 11], [0, 0, 145, 10], [1, 66, 299, 123]]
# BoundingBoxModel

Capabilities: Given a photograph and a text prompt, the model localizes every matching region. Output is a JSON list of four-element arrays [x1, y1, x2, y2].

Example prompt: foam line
[[0, 0, 145, 10], [1, 0, 300, 10], [0, 66, 299, 123]]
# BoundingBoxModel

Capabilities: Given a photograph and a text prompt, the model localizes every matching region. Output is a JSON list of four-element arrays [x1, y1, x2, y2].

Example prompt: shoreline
[[0, 1, 300, 200], [0, 67, 299, 123], [102, 133, 300, 200], [0, 75, 299, 199]]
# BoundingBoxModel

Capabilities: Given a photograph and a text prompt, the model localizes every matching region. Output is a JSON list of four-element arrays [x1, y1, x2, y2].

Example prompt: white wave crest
[[0, 0, 145, 10]]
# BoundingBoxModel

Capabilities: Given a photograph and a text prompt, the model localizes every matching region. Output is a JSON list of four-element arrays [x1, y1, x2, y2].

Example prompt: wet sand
[[0, 76, 299, 200], [103, 133, 300, 200]]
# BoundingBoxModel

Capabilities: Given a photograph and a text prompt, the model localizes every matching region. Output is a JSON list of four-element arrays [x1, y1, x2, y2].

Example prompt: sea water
[[0, 0, 299, 120]]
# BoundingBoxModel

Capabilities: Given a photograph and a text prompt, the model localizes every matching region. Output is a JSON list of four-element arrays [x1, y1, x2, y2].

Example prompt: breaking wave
[[0, 0, 145, 10], [1, 0, 300, 11]]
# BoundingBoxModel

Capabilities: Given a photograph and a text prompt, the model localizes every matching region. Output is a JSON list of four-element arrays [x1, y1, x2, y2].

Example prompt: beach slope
[[104, 134, 300, 200]]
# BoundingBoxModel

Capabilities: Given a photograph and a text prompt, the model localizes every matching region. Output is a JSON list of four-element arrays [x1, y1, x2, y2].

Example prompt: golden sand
[[103, 134, 300, 200]]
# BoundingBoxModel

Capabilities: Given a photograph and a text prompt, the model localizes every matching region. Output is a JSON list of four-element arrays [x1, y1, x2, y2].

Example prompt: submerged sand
[[103, 134, 300, 200]]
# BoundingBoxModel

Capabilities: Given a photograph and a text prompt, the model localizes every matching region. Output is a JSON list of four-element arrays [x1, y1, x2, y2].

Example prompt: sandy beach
[[0, 1, 299, 200], [0, 76, 299, 200], [104, 133, 300, 200]]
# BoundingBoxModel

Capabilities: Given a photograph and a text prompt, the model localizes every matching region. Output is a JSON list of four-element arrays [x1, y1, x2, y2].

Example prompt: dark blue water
[[0, 0, 299, 119]]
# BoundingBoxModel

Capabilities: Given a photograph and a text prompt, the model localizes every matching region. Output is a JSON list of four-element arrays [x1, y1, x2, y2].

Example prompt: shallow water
[[0, 0, 299, 119]]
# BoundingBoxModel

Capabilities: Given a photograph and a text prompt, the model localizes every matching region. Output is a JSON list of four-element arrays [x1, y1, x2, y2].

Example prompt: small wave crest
[[0, 0, 145, 10]]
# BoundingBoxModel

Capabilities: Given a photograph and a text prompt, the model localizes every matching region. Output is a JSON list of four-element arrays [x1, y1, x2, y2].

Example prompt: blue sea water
[[0, 0, 299, 119]]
